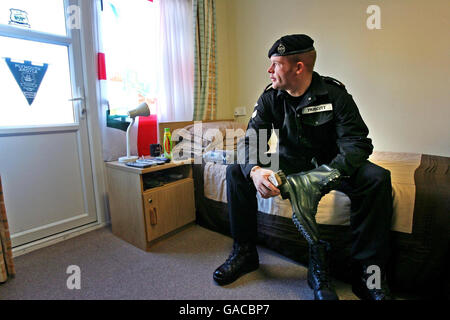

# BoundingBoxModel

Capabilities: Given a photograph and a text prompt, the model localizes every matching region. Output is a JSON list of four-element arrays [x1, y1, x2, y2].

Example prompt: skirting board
[[12, 222, 108, 258]]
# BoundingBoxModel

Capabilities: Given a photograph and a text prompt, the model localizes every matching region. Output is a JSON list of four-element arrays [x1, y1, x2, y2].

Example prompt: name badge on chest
[[302, 103, 333, 114]]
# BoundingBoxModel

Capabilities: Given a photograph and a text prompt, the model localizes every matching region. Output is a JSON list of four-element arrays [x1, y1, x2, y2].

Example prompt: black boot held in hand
[[273, 165, 341, 245], [213, 241, 259, 286], [308, 240, 339, 300], [351, 262, 393, 300]]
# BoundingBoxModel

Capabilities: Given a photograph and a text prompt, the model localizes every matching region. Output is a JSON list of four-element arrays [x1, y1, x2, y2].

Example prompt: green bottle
[[163, 128, 172, 160]]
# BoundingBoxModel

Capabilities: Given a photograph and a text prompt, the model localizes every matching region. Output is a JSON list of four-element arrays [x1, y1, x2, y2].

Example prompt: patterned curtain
[[0, 176, 15, 283], [193, 0, 217, 120]]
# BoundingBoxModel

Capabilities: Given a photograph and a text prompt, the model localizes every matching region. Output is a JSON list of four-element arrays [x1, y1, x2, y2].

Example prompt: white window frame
[[0, 0, 83, 133]]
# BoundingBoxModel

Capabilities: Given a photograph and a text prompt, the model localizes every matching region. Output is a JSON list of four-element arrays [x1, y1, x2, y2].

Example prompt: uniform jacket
[[240, 71, 374, 178]]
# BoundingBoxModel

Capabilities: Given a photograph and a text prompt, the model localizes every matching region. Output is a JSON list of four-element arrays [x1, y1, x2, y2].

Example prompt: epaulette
[[322, 76, 346, 90]]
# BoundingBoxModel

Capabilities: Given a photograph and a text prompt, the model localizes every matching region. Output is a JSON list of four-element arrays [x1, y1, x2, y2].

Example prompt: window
[[100, 0, 160, 117], [0, 0, 78, 127], [99, 0, 194, 124]]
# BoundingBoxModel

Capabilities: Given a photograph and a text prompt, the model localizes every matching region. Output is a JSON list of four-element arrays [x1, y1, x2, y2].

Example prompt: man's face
[[267, 56, 298, 90]]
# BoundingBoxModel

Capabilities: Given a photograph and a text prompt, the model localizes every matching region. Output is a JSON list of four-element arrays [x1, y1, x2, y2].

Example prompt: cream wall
[[215, 0, 450, 156], [215, 0, 232, 120]]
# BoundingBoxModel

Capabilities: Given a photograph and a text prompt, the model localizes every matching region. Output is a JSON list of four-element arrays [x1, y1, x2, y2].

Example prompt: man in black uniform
[[213, 34, 393, 300]]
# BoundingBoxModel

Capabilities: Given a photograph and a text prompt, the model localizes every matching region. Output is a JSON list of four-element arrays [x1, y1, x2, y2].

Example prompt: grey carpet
[[0, 225, 359, 300]]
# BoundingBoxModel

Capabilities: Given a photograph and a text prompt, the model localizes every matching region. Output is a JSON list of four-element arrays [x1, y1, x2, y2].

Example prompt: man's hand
[[250, 167, 281, 199]]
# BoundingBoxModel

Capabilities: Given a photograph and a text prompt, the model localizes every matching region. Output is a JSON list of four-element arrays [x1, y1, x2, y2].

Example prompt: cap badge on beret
[[268, 34, 315, 58], [277, 43, 286, 55]]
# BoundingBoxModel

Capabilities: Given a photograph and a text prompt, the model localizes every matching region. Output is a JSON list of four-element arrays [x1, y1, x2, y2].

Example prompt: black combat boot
[[351, 261, 393, 300], [213, 241, 259, 286], [273, 165, 341, 245], [307, 240, 339, 300]]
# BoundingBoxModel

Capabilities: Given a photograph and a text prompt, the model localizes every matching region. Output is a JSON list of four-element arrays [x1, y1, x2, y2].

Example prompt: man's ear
[[296, 61, 305, 74]]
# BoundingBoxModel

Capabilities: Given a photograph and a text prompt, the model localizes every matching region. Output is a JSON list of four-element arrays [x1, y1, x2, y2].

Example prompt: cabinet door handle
[[150, 207, 157, 225]]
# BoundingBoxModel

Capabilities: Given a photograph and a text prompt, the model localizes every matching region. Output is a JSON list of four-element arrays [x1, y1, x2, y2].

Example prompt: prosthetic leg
[[270, 164, 341, 300]]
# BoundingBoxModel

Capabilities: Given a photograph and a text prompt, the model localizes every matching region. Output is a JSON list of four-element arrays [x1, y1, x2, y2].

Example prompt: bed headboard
[[157, 119, 234, 144]]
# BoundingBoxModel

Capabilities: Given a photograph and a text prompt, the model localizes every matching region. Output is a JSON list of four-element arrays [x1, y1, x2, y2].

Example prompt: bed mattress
[[203, 151, 422, 234]]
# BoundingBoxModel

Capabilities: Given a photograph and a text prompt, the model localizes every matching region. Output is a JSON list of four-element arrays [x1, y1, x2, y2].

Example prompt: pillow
[[171, 121, 247, 160], [174, 121, 247, 150]]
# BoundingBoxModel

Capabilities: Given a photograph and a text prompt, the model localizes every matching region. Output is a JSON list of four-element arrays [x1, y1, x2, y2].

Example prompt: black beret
[[268, 34, 315, 58]]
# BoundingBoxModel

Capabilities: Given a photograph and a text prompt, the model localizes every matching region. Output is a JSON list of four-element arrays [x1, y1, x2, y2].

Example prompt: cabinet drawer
[[142, 178, 195, 242]]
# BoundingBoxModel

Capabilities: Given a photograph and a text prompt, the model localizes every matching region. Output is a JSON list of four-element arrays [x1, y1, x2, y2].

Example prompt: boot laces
[[319, 171, 341, 195], [225, 243, 253, 264], [225, 243, 240, 263], [316, 267, 333, 289]]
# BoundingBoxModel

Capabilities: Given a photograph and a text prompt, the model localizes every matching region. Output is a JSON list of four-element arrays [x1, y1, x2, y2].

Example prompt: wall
[[215, 0, 450, 156], [215, 0, 232, 121]]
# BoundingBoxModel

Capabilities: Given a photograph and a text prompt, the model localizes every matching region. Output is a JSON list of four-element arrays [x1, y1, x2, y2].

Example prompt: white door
[[0, 0, 97, 247]]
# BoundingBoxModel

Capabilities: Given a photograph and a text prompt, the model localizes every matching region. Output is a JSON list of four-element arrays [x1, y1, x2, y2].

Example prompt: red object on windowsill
[[137, 114, 158, 157], [97, 52, 107, 80]]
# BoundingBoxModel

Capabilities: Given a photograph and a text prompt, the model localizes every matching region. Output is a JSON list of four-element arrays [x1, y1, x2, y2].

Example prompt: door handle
[[149, 207, 157, 225], [69, 97, 86, 120], [68, 97, 84, 102]]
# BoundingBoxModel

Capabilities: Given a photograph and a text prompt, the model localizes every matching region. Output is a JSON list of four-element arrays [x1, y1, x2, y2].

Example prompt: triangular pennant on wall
[[5, 58, 49, 105]]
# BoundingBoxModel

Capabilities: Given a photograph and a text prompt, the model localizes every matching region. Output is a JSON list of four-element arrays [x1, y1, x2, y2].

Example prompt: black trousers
[[226, 161, 394, 266]]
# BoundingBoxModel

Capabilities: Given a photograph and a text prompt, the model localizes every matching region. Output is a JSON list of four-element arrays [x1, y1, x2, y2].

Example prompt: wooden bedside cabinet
[[105, 160, 195, 251]]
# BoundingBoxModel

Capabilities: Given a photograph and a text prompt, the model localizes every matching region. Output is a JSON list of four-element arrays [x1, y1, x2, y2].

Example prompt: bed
[[163, 120, 449, 298]]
